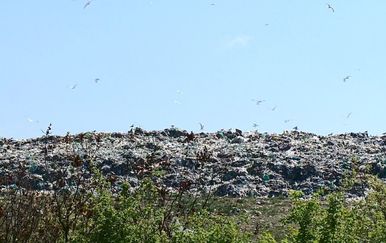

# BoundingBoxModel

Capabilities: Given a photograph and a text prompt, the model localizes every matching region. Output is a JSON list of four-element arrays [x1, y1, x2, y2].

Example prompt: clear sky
[[1, 0, 386, 139]]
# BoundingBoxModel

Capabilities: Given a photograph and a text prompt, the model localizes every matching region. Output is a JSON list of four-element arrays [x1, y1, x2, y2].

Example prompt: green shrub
[[259, 232, 277, 243], [172, 210, 251, 242], [281, 170, 386, 243], [72, 179, 251, 243]]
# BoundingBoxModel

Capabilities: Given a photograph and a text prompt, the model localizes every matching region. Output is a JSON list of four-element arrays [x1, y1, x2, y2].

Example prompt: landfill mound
[[1, 128, 386, 197]]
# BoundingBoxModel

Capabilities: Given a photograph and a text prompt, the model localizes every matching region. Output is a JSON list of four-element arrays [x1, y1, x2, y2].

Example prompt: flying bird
[[70, 84, 77, 90], [199, 123, 204, 131], [343, 75, 351, 82], [27, 118, 38, 123], [83, 0, 93, 9], [284, 119, 291, 123], [27, 118, 39, 123], [271, 106, 277, 111], [252, 99, 266, 105], [293, 126, 298, 131], [94, 78, 100, 83], [327, 3, 334, 12], [253, 123, 259, 128], [346, 112, 352, 119]]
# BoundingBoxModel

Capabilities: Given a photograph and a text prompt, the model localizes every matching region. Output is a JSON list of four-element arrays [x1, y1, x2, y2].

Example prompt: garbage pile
[[1, 128, 386, 197]]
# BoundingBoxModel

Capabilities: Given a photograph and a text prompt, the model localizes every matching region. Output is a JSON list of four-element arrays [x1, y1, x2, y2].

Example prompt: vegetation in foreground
[[1, 161, 386, 242]]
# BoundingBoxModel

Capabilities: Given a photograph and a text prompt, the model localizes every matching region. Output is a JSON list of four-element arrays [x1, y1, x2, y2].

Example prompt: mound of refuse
[[1, 128, 386, 197]]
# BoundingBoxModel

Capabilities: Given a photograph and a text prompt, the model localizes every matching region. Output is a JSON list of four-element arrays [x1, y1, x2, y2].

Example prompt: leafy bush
[[172, 210, 250, 242], [280, 164, 386, 243], [73, 179, 250, 243], [258, 232, 278, 243]]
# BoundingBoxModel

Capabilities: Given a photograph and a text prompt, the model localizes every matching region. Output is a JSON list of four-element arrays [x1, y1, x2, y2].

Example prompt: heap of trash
[[1, 128, 386, 197]]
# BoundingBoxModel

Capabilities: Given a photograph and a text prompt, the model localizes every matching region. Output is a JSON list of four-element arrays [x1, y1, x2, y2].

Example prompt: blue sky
[[1, 0, 386, 139]]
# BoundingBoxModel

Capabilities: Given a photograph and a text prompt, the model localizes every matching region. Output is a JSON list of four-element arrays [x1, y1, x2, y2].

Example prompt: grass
[[185, 195, 293, 241]]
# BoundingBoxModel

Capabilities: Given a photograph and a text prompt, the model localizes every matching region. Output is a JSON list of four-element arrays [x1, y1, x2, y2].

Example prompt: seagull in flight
[[70, 84, 77, 90], [252, 99, 266, 105], [284, 119, 291, 123], [253, 123, 259, 128], [271, 106, 277, 111], [84, 0, 94, 9], [199, 123, 204, 131], [327, 3, 334, 12], [343, 75, 351, 82], [95, 78, 100, 83], [346, 112, 352, 119], [27, 117, 39, 123]]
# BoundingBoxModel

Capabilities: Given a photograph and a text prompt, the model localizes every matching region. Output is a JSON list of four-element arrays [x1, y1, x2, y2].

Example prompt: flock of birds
[[81, 1, 337, 11], [27, 78, 100, 125], [27, 2, 351, 134], [186, 64, 352, 132], [241, 3, 358, 134], [82, 1, 217, 9], [78, 2, 349, 133], [248, 69, 354, 132], [69, 78, 100, 90]]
